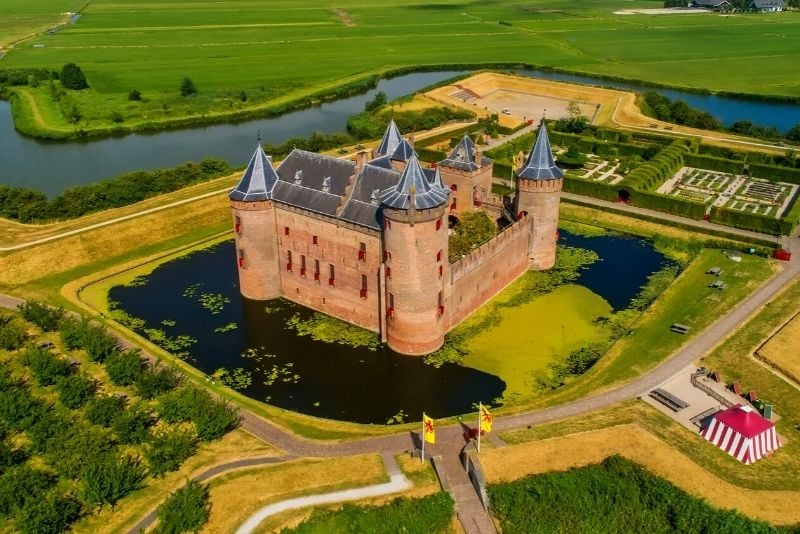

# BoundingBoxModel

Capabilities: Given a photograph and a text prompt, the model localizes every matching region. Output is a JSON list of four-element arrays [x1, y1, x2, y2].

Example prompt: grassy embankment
[[3, 0, 800, 138], [488, 456, 792, 532]]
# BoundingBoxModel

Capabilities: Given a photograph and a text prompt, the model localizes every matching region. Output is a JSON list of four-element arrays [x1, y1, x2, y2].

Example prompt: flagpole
[[421, 413, 425, 464], [477, 402, 482, 453]]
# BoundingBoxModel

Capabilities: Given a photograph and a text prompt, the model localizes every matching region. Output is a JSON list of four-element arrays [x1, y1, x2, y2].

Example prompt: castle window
[[300, 255, 306, 277], [329, 264, 335, 286], [314, 259, 320, 282], [284, 226, 290, 236], [286, 250, 293, 272], [384, 219, 391, 230], [436, 250, 442, 262], [387, 293, 395, 319], [450, 183, 458, 192], [312, 235, 318, 245], [235, 215, 242, 234], [238, 249, 245, 269], [437, 291, 444, 318], [360, 274, 368, 299], [435, 219, 442, 231], [358, 242, 366, 261], [385, 266, 391, 279], [438, 265, 443, 278]]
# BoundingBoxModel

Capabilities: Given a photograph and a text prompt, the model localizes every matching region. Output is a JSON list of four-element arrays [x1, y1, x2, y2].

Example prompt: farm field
[[758, 311, 800, 384], [0, 0, 84, 48], [3, 0, 800, 136]]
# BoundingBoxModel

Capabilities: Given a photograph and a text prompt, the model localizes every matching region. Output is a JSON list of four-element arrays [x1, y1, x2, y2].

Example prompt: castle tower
[[438, 135, 493, 214], [381, 154, 450, 355], [229, 143, 281, 300], [373, 119, 403, 159], [515, 118, 563, 270]]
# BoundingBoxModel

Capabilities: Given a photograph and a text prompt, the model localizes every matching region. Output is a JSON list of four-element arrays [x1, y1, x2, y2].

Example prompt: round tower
[[382, 155, 450, 355], [229, 143, 281, 301], [515, 119, 563, 270]]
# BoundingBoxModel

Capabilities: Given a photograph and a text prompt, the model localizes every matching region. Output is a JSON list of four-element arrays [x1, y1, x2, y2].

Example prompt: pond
[[1, 68, 798, 195], [108, 230, 668, 424]]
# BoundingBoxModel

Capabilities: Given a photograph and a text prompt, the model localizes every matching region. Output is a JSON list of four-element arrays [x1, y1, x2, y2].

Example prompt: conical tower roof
[[390, 137, 416, 162], [229, 143, 278, 201], [381, 154, 448, 210], [375, 119, 403, 157], [517, 118, 563, 181]]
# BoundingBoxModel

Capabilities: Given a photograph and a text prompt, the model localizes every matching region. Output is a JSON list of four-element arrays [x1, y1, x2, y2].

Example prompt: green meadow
[[0, 0, 84, 48], [3, 0, 800, 136]]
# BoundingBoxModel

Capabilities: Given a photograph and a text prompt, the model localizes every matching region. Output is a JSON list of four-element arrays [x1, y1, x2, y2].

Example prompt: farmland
[[3, 0, 800, 137]]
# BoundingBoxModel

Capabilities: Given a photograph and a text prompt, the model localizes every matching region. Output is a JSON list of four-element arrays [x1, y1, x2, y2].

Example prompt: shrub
[[81, 454, 146, 507], [60, 63, 88, 90], [20, 346, 73, 386], [15, 490, 82, 534], [128, 89, 142, 101], [0, 385, 46, 432], [0, 465, 54, 515], [46, 422, 114, 479], [180, 77, 197, 97], [105, 349, 145, 386], [136, 365, 181, 399], [155, 481, 210, 534], [448, 211, 497, 262], [56, 374, 96, 409], [157, 386, 240, 441], [82, 324, 120, 363], [58, 316, 89, 350], [0, 315, 26, 351], [145, 430, 197, 477], [112, 403, 154, 445], [85, 394, 126, 427], [17, 300, 64, 332]]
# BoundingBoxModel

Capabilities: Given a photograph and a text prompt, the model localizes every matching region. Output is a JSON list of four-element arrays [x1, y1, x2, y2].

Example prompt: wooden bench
[[649, 388, 689, 412]]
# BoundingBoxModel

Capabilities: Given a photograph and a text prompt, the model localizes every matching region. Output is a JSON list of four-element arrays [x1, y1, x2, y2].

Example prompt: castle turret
[[381, 155, 450, 355], [438, 135, 493, 214], [229, 143, 281, 300], [515, 118, 563, 270], [374, 119, 403, 159]]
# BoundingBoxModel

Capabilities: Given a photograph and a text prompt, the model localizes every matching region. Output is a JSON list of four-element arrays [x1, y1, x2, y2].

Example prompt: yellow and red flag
[[479, 403, 492, 433], [423, 413, 436, 444]]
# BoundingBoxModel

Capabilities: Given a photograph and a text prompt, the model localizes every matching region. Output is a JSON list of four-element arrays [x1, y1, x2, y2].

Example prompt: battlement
[[518, 177, 563, 193]]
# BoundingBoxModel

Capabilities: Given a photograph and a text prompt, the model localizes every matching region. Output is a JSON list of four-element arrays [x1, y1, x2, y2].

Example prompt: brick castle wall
[[516, 178, 562, 270], [231, 200, 281, 301], [439, 163, 493, 214], [446, 218, 532, 329]]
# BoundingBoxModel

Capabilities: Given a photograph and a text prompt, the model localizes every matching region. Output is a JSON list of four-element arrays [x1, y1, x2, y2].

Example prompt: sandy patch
[[332, 8, 355, 27]]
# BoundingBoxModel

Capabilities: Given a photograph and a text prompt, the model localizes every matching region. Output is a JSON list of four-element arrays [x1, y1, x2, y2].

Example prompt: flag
[[423, 413, 435, 444], [480, 404, 492, 433]]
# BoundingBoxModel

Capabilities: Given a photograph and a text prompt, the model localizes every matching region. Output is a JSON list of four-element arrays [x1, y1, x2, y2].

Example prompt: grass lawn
[[0, 0, 84, 47], [200, 454, 387, 533], [3, 0, 800, 137], [487, 455, 789, 532], [758, 308, 800, 384], [462, 284, 611, 403]]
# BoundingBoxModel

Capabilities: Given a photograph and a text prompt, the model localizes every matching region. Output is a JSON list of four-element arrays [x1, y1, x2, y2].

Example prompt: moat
[[109, 230, 669, 424]]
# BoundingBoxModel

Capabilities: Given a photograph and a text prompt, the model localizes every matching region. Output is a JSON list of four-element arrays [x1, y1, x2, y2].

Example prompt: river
[[1, 69, 798, 195]]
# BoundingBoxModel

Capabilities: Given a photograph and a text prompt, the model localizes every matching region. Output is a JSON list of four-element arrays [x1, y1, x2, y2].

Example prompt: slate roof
[[517, 119, 564, 181], [750, 0, 783, 8], [271, 149, 354, 218], [381, 154, 449, 210], [438, 135, 492, 172], [229, 143, 279, 201], [375, 119, 403, 157], [338, 164, 399, 229], [691, 0, 730, 7], [390, 138, 416, 162], [367, 155, 394, 170]]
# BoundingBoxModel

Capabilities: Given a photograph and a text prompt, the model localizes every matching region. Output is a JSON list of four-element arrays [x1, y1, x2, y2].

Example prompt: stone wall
[[274, 206, 383, 332], [447, 218, 532, 329]]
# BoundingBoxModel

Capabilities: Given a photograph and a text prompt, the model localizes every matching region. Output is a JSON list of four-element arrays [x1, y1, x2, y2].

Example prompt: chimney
[[474, 147, 482, 166], [355, 150, 369, 174]]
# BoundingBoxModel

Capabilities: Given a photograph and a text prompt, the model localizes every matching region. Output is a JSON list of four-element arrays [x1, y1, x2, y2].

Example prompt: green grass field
[[0, 0, 84, 48], [3, 0, 800, 136]]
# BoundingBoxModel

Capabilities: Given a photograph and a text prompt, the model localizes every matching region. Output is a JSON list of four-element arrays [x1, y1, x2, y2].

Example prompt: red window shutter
[[436, 250, 442, 262], [436, 219, 442, 231], [286, 263, 292, 271], [284, 226, 290, 236], [438, 265, 443, 278], [360, 288, 367, 299], [328, 277, 335, 286], [386, 266, 391, 279]]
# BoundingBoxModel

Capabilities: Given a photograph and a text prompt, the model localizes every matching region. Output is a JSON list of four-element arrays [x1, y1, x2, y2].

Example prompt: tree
[[0, 314, 26, 351], [364, 91, 387, 112], [786, 123, 800, 142], [17, 300, 64, 332], [60, 63, 88, 90], [113, 403, 153, 445], [156, 481, 210, 534], [447, 211, 497, 261], [105, 349, 145, 386], [145, 430, 197, 477], [128, 89, 142, 101], [136, 365, 181, 399], [85, 394, 126, 427], [0, 465, 54, 515], [82, 323, 120, 363], [16, 490, 81, 534], [20, 346, 73, 387], [81, 454, 145, 507], [56, 374, 96, 409], [180, 77, 197, 97]]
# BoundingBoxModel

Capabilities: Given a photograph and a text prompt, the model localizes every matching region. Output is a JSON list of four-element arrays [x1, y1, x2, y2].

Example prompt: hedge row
[[709, 206, 793, 236], [619, 142, 688, 190], [750, 162, 800, 185], [683, 154, 743, 175], [416, 147, 448, 163]]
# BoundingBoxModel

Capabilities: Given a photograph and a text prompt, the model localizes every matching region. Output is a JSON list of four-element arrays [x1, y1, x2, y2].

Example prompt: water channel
[[1, 68, 799, 196], [108, 230, 669, 424]]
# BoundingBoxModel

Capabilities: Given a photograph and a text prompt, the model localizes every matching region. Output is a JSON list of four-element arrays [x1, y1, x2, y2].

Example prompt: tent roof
[[714, 404, 773, 438]]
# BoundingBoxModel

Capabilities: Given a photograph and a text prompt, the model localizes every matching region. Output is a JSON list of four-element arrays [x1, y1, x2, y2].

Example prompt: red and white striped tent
[[700, 404, 781, 465]]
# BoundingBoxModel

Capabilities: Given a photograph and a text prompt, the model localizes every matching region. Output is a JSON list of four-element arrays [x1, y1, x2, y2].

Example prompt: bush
[[15, 490, 82, 534], [17, 301, 64, 332], [60, 63, 88, 90], [155, 481, 210, 534], [0, 384, 46, 432], [20, 346, 73, 386], [112, 403, 154, 445], [105, 349, 145, 386], [145, 430, 197, 477], [180, 77, 197, 97], [128, 89, 142, 101], [85, 394, 126, 427], [82, 324, 120, 363], [0, 465, 54, 515], [81, 454, 146, 507], [448, 211, 498, 262], [157, 386, 240, 441], [58, 316, 88, 350], [136, 365, 181, 400], [56, 374, 96, 409], [0, 315, 26, 351], [46, 422, 114, 479]]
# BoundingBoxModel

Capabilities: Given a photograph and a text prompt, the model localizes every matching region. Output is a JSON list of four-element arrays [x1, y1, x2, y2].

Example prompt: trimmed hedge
[[683, 154, 743, 175], [630, 189, 707, 219], [619, 142, 688, 190], [750, 163, 800, 185], [416, 147, 447, 163], [563, 176, 619, 202], [709, 206, 793, 236]]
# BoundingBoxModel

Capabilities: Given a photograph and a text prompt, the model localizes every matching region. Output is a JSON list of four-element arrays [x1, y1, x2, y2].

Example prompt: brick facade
[[516, 177, 563, 270], [439, 163, 493, 216]]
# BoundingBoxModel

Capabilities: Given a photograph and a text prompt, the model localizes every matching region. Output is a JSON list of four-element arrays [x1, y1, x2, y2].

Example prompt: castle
[[229, 119, 563, 355]]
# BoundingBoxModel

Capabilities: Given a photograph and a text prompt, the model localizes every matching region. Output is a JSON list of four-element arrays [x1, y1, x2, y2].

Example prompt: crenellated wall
[[446, 217, 533, 330]]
